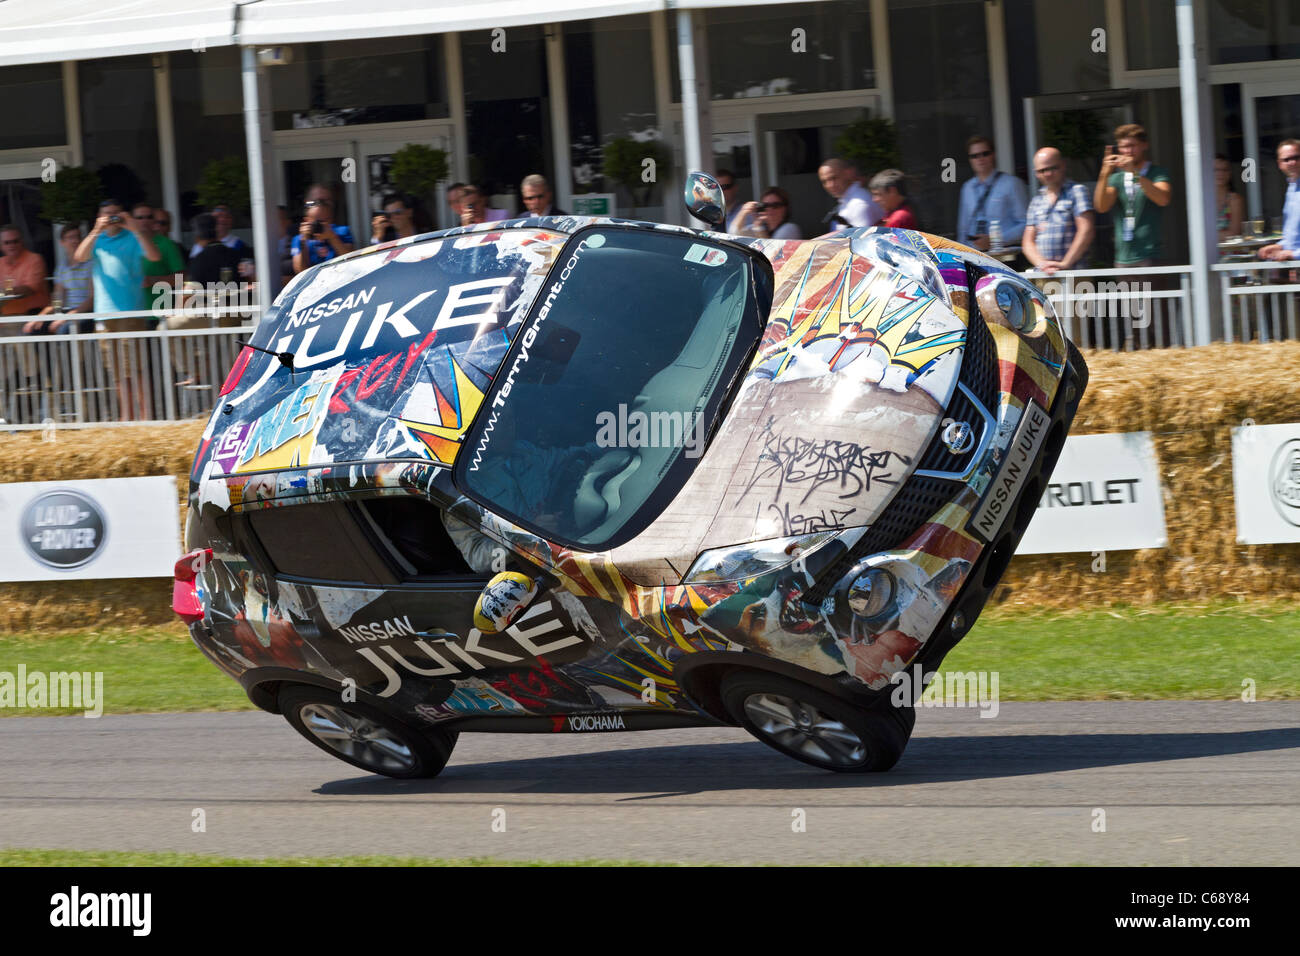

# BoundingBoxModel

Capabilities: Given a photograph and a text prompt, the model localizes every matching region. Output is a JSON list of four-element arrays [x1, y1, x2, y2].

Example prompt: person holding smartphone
[[1094, 123, 1172, 267], [292, 183, 354, 274]]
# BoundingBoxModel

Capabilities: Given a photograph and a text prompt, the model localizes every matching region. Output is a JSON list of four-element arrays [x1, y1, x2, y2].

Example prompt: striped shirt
[[1026, 180, 1092, 262], [54, 258, 94, 310]]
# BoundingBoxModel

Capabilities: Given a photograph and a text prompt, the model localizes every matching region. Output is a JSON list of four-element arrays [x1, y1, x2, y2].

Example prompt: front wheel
[[721, 671, 913, 773], [279, 685, 457, 779]]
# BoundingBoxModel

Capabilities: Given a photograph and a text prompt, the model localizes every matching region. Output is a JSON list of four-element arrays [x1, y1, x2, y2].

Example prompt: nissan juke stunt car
[[176, 173, 1087, 778]]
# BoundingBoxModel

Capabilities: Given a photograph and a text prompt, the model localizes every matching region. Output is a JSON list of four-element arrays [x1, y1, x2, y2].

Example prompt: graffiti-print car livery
[[178, 193, 1087, 777]]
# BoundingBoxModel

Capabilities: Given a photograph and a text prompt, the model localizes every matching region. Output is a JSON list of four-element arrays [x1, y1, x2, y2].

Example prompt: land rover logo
[[21, 490, 107, 570], [1270, 438, 1300, 527], [941, 420, 976, 455]]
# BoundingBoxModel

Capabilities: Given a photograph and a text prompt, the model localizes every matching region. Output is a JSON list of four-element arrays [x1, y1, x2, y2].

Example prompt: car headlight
[[847, 565, 895, 621], [980, 273, 1054, 334], [683, 531, 837, 585], [850, 231, 951, 308]]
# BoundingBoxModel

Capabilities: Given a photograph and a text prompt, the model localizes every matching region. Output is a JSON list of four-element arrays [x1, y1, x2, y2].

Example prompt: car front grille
[[803, 276, 1000, 605]]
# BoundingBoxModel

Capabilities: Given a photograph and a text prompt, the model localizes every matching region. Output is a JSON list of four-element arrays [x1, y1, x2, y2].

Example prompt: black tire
[[279, 685, 457, 779], [721, 671, 913, 773]]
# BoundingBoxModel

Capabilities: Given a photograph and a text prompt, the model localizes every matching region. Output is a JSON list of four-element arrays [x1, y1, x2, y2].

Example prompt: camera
[[753, 202, 771, 211], [310, 221, 323, 236], [108, 215, 122, 224]]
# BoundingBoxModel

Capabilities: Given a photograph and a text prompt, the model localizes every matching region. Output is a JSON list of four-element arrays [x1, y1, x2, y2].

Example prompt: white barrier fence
[[0, 310, 256, 428], [1023, 265, 1194, 350], [1024, 260, 1300, 349], [1212, 260, 1300, 344]]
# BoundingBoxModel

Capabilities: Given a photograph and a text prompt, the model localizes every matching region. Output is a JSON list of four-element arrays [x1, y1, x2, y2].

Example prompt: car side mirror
[[684, 171, 726, 230]]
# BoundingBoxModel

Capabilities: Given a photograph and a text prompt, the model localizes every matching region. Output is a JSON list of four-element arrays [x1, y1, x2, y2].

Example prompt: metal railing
[[1022, 265, 1194, 350], [1211, 260, 1300, 344], [0, 309, 257, 429]]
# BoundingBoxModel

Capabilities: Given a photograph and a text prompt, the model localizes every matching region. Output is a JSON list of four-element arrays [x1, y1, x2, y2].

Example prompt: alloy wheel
[[741, 692, 868, 767], [298, 702, 417, 774]]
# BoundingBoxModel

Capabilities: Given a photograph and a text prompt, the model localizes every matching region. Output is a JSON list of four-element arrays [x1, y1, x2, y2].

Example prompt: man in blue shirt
[[73, 198, 162, 421], [1259, 138, 1300, 262], [956, 135, 1028, 252], [291, 183, 354, 274], [73, 199, 160, 312]]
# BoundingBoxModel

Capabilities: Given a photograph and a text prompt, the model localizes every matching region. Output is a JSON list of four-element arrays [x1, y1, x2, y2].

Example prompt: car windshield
[[457, 226, 759, 550]]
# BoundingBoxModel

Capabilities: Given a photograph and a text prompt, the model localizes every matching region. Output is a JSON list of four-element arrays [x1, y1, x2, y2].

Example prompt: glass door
[[356, 125, 455, 233], [275, 122, 456, 245], [756, 106, 866, 239], [1243, 81, 1300, 225]]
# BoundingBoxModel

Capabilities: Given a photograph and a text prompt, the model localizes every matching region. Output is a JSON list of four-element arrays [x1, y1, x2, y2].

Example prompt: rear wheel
[[279, 685, 457, 779], [721, 671, 913, 773]]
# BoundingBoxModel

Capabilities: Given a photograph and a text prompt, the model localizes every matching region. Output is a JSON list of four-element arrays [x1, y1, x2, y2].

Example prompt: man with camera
[[292, 183, 355, 274], [73, 199, 162, 421], [74, 199, 161, 312]]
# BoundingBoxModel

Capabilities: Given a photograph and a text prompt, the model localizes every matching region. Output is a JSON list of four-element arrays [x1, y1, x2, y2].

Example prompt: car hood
[[604, 233, 968, 583], [193, 229, 570, 484]]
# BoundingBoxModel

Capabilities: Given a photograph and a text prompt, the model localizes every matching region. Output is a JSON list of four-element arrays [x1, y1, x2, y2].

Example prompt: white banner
[[1232, 422, 1300, 544], [1017, 432, 1167, 554], [0, 477, 180, 582]]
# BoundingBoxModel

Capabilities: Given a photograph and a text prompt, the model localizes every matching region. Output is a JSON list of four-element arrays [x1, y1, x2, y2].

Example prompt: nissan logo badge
[[21, 489, 108, 570], [941, 420, 976, 455]]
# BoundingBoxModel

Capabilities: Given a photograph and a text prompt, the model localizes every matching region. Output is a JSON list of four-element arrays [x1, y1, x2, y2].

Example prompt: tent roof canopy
[[0, 0, 829, 68]]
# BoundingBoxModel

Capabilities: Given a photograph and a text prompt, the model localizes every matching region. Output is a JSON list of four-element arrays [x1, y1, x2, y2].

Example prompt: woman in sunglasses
[[735, 186, 801, 240]]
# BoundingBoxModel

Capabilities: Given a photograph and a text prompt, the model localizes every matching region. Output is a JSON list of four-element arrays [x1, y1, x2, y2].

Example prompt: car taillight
[[219, 346, 254, 396], [173, 548, 213, 624]]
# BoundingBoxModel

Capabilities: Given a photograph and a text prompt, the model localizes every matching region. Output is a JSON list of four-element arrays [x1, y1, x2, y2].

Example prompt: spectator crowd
[[3, 130, 1298, 425]]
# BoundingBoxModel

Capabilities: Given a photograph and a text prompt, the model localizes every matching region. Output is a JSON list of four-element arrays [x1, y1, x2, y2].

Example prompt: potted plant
[[39, 165, 102, 228], [196, 156, 251, 216], [390, 143, 449, 211], [833, 113, 903, 181], [602, 137, 670, 217]]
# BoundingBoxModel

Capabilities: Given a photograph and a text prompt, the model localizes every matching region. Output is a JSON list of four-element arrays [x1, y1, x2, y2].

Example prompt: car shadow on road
[[313, 726, 1300, 796]]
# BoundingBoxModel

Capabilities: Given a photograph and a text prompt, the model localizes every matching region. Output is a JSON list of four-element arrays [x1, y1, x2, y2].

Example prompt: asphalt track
[[2, 702, 1297, 864]]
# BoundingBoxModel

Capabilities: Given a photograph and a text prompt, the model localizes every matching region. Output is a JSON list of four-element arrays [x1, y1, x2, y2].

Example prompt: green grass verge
[[0, 848, 704, 867], [0, 628, 253, 716], [2, 602, 1297, 716], [947, 601, 1300, 700]]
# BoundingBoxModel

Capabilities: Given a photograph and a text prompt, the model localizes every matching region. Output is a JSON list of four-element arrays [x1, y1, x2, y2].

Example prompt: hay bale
[[0, 421, 204, 634], [4, 342, 1300, 630], [1001, 342, 1300, 607]]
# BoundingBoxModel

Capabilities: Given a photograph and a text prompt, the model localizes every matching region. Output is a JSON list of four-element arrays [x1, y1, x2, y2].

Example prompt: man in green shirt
[[134, 203, 186, 308], [1094, 123, 1173, 266]]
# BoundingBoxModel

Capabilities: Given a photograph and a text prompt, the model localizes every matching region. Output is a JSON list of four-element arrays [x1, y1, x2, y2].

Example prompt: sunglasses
[[969, 150, 993, 159], [1035, 165, 1061, 173], [1280, 155, 1300, 163], [304, 199, 332, 208], [718, 181, 736, 189]]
